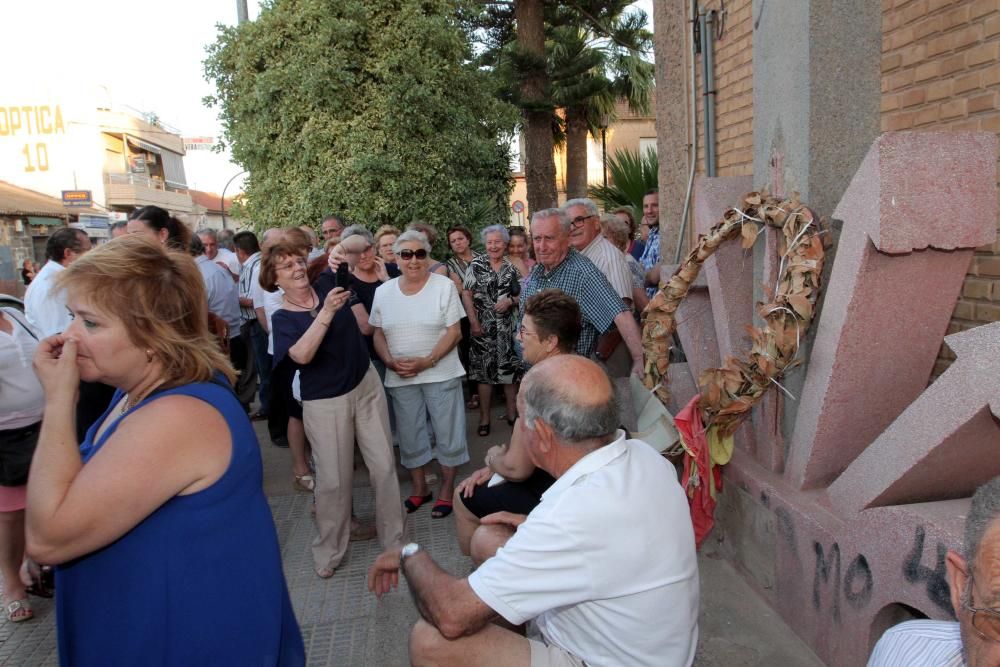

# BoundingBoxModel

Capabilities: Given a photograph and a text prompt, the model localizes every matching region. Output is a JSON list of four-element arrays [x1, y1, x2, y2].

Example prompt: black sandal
[[478, 423, 491, 437], [25, 563, 54, 599]]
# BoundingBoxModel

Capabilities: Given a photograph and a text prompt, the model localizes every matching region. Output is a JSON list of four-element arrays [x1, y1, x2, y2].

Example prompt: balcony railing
[[105, 172, 188, 194]]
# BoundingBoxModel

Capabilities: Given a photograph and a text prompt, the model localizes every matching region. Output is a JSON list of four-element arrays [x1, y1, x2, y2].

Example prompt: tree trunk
[[516, 0, 557, 214], [564, 105, 590, 200]]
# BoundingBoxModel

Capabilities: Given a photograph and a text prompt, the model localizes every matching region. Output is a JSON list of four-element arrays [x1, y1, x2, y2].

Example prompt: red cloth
[[675, 394, 723, 549]]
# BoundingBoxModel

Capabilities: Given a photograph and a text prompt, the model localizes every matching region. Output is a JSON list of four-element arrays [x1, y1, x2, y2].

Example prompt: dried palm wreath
[[641, 192, 827, 451]]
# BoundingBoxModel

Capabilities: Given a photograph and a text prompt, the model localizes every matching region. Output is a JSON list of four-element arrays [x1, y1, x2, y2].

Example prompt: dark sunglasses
[[398, 249, 428, 260]]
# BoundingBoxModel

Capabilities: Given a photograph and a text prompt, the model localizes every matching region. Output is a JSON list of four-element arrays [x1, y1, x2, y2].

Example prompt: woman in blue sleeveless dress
[[27, 235, 304, 666]]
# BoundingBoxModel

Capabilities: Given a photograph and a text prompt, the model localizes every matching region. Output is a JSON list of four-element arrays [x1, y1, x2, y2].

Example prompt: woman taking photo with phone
[[265, 237, 403, 580]]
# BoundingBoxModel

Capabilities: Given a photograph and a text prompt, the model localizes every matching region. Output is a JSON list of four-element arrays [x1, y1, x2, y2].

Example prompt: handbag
[[628, 375, 681, 455], [0, 308, 42, 486], [0, 422, 40, 487]]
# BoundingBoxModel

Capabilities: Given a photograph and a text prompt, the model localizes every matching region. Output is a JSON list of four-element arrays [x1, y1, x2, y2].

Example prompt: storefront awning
[[27, 216, 63, 226], [126, 136, 162, 155], [77, 214, 109, 228]]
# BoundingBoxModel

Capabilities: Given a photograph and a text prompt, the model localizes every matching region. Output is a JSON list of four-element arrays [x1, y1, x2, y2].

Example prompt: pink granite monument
[[674, 132, 998, 666]]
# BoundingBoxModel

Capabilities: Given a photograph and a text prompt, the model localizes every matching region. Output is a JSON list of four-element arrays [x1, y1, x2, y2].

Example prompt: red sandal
[[431, 499, 453, 519], [404, 493, 433, 513]]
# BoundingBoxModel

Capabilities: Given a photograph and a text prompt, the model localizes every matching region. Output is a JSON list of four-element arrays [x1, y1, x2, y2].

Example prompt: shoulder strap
[[2, 308, 38, 340]]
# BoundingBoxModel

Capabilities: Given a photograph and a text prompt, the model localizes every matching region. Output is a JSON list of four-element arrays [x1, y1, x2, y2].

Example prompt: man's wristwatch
[[400, 542, 421, 565]]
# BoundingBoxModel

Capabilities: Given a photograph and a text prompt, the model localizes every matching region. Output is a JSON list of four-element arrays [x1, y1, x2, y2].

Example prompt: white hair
[[531, 208, 570, 233], [480, 224, 510, 244]]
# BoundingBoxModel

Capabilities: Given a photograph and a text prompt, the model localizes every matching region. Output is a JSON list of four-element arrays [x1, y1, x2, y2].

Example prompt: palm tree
[[549, 3, 654, 199], [588, 146, 658, 213]]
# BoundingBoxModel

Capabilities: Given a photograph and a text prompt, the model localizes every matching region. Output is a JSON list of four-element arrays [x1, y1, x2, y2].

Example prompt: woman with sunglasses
[[370, 230, 469, 519]]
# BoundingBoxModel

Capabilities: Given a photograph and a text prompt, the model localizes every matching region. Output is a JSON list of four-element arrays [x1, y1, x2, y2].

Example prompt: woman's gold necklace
[[121, 381, 160, 415]]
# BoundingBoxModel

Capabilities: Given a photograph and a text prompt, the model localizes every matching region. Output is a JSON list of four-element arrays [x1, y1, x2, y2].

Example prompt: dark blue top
[[272, 269, 370, 401], [349, 266, 401, 360], [629, 238, 646, 261], [56, 378, 304, 666]]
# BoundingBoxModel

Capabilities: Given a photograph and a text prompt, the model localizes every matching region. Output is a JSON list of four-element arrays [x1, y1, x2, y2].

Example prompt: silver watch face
[[401, 542, 420, 558]]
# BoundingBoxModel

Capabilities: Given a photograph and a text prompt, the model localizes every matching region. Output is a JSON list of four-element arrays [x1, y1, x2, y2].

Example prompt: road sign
[[62, 190, 92, 207], [511, 200, 525, 213], [183, 137, 216, 151]]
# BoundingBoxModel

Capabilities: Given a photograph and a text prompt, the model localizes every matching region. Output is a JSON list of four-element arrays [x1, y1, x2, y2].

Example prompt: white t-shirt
[[215, 247, 241, 279], [468, 432, 700, 667], [0, 308, 44, 429], [368, 273, 466, 388], [24, 260, 69, 337], [257, 288, 285, 356]]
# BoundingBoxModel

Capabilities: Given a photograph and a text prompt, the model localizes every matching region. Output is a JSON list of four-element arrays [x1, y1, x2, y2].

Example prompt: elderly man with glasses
[[868, 476, 1000, 666]]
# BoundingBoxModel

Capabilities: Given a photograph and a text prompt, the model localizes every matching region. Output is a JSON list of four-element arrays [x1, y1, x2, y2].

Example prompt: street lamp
[[220, 170, 247, 230], [598, 113, 610, 189]]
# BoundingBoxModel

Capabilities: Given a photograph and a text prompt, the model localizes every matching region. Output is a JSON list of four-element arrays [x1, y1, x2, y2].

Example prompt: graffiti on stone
[[844, 554, 874, 609], [902, 526, 952, 613], [813, 542, 875, 620]]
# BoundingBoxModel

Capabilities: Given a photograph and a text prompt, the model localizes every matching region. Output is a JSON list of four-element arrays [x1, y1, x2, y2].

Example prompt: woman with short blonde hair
[[374, 225, 401, 263], [28, 235, 303, 664]]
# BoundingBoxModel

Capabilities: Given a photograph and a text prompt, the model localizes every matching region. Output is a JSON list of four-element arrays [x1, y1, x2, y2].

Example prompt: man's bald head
[[521, 356, 618, 448]]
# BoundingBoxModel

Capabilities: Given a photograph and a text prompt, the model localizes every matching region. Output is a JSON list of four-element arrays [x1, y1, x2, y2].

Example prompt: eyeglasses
[[275, 257, 307, 272], [568, 214, 595, 229], [964, 573, 1000, 642], [398, 249, 428, 261], [518, 325, 539, 338]]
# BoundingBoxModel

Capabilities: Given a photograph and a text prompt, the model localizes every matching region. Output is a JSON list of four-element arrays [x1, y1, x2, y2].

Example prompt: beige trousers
[[302, 366, 404, 572]]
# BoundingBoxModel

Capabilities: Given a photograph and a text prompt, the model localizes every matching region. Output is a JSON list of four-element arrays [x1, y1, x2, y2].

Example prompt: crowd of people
[[3, 192, 717, 666]]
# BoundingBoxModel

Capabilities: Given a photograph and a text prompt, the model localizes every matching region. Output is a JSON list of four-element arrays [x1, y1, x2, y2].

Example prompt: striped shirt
[[580, 234, 634, 302], [521, 248, 627, 358], [867, 620, 964, 667], [238, 252, 262, 323]]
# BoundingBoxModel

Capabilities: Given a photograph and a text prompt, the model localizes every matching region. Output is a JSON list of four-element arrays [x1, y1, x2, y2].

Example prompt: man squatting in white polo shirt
[[367, 355, 700, 667]]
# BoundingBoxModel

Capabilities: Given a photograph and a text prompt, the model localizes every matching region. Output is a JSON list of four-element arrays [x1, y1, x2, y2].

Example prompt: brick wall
[[882, 0, 1000, 376], [692, 0, 754, 177]]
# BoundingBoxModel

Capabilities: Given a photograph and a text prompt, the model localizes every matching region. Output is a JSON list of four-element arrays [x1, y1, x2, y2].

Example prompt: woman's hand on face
[[321, 287, 350, 315], [33, 335, 81, 402], [457, 466, 493, 498], [494, 296, 513, 314], [373, 257, 390, 282]]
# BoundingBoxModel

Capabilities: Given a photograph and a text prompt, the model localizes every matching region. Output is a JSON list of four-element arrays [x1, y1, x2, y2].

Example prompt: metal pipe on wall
[[703, 9, 718, 177], [675, 0, 701, 262]]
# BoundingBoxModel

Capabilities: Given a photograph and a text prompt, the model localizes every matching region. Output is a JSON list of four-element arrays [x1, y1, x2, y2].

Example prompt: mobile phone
[[335, 261, 351, 288]]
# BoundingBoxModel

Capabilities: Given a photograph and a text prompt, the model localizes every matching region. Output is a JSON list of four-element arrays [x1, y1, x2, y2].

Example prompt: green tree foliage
[[549, 3, 654, 198], [588, 147, 658, 213], [466, 1, 653, 203], [204, 0, 518, 238]]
